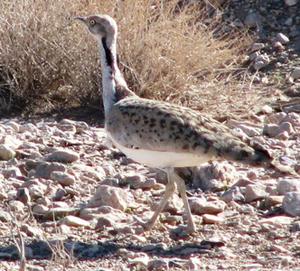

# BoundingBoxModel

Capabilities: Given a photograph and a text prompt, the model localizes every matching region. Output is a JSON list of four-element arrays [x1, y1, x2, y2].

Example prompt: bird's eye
[[89, 19, 96, 26]]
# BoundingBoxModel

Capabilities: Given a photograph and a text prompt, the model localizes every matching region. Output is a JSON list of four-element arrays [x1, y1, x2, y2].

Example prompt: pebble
[[88, 185, 134, 211], [20, 224, 43, 237], [221, 186, 245, 202], [245, 184, 268, 202], [0, 145, 16, 160], [277, 178, 300, 195], [253, 54, 270, 70], [59, 215, 90, 228], [259, 216, 293, 226], [34, 162, 66, 179], [284, 0, 298, 6], [291, 67, 300, 80], [189, 198, 226, 215], [275, 33, 290, 44], [50, 171, 75, 186], [45, 149, 80, 163], [148, 258, 169, 271], [250, 43, 265, 52], [2, 167, 22, 179], [193, 162, 235, 191], [202, 214, 224, 224], [283, 192, 300, 216]]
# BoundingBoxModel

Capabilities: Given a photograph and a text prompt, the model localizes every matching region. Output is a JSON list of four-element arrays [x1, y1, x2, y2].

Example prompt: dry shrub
[[0, 0, 250, 115]]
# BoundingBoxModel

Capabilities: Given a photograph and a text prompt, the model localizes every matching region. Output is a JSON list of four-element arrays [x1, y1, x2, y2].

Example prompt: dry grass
[[0, 0, 251, 115]]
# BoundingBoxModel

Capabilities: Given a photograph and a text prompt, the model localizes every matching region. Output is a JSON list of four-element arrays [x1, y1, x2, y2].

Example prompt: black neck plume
[[101, 37, 115, 72]]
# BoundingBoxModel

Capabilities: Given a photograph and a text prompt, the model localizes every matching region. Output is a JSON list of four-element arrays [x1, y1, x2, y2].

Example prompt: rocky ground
[[0, 108, 299, 271], [1, 0, 300, 270]]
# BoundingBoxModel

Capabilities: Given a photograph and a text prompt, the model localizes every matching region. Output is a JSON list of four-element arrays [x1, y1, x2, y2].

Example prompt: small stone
[[284, 0, 298, 6], [16, 188, 31, 204], [291, 67, 300, 80], [202, 214, 224, 224], [19, 123, 38, 134], [221, 186, 245, 203], [264, 196, 284, 207], [0, 145, 15, 160], [253, 54, 270, 70], [95, 217, 114, 230], [20, 224, 43, 237], [273, 41, 285, 51], [283, 192, 300, 217], [32, 204, 49, 215], [276, 33, 290, 44], [263, 124, 280, 137], [277, 178, 300, 195], [147, 258, 169, 271], [189, 198, 226, 215], [259, 216, 293, 226], [250, 43, 264, 52], [260, 105, 273, 114], [34, 162, 66, 179], [245, 184, 268, 202], [45, 207, 79, 220], [50, 171, 75, 186], [46, 149, 79, 163], [193, 162, 235, 191], [2, 167, 22, 179], [59, 215, 90, 227], [88, 185, 134, 211]]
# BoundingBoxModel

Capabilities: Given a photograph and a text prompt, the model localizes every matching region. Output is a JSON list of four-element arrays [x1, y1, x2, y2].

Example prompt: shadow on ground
[[0, 238, 223, 261]]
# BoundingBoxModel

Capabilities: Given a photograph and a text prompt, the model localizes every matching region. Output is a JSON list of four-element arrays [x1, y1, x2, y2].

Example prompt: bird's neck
[[99, 36, 128, 116]]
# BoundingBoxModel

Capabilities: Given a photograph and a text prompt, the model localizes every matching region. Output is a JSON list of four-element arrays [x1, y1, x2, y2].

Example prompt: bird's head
[[75, 14, 117, 40]]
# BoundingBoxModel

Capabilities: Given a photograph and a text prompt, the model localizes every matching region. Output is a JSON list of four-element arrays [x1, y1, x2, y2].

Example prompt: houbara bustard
[[75, 14, 293, 233]]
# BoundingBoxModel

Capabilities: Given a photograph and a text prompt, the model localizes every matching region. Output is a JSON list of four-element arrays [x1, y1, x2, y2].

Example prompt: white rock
[[59, 215, 90, 227], [276, 33, 290, 44], [89, 185, 134, 211], [284, 0, 298, 6], [50, 171, 75, 186], [283, 192, 300, 217], [277, 178, 300, 195], [0, 145, 15, 160], [245, 184, 268, 202], [46, 149, 79, 163]]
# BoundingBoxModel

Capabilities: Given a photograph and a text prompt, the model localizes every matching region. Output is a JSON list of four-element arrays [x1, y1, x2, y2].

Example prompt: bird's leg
[[173, 171, 196, 233], [138, 168, 176, 231]]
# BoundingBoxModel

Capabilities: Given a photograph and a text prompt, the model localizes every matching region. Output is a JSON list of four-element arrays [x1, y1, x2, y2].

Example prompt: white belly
[[111, 139, 213, 168]]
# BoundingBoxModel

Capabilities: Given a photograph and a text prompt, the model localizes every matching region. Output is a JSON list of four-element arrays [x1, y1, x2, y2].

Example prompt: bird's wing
[[106, 97, 271, 164]]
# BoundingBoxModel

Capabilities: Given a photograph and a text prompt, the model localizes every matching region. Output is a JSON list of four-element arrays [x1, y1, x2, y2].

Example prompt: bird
[[75, 14, 289, 234]]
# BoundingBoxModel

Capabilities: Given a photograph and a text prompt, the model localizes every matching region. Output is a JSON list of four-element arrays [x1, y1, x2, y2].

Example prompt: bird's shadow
[[0, 237, 223, 261]]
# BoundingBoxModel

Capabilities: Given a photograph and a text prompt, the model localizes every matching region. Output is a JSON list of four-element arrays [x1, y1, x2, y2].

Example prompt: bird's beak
[[74, 16, 87, 24]]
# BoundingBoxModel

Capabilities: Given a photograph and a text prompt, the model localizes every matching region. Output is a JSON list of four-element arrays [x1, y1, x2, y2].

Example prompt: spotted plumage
[[76, 14, 275, 234]]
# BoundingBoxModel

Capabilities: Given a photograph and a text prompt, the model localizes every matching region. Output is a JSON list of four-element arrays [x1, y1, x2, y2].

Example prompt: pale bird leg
[[138, 168, 176, 230], [173, 171, 196, 233]]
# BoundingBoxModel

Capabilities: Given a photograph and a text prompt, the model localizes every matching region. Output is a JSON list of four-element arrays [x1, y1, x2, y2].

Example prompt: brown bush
[[0, 0, 249, 115]]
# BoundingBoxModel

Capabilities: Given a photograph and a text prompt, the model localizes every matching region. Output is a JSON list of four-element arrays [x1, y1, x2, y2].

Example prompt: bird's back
[[105, 97, 272, 168]]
